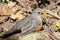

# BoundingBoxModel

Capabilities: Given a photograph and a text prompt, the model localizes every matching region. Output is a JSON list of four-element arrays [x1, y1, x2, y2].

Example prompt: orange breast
[[36, 23, 43, 32]]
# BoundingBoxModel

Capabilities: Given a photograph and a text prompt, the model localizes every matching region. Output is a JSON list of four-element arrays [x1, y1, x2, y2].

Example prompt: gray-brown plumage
[[0, 8, 43, 38]]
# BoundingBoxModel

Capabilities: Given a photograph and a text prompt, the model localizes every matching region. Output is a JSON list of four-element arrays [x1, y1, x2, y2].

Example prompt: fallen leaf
[[56, 22, 60, 29], [10, 11, 25, 20]]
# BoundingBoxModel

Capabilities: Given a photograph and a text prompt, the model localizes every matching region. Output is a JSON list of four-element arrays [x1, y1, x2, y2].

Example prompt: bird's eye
[[38, 12, 40, 14]]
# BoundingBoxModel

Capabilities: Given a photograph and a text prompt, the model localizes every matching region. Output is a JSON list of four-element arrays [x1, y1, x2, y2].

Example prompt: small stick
[[45, 21, 58, 40], [42, 9, 60, 20]]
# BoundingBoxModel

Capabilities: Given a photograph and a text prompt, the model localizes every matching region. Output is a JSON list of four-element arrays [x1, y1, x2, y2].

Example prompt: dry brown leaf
[[10, 11, 25, 20], [2, 5, 13, 15], [0, 5, 4, 15]]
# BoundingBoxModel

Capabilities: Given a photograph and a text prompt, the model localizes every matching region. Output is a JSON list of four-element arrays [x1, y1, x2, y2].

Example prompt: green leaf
[[1, 0, 8, 5], [56, 23, 60, 29], [1, 2, 8, 5]]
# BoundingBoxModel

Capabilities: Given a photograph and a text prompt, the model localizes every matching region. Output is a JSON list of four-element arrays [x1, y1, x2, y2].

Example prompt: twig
[[42, 9, 60, 20], [45, 21, 58, 40]]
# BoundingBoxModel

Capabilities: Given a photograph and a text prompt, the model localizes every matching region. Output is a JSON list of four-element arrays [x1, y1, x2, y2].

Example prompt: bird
[[0, 8, 43, 38]]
